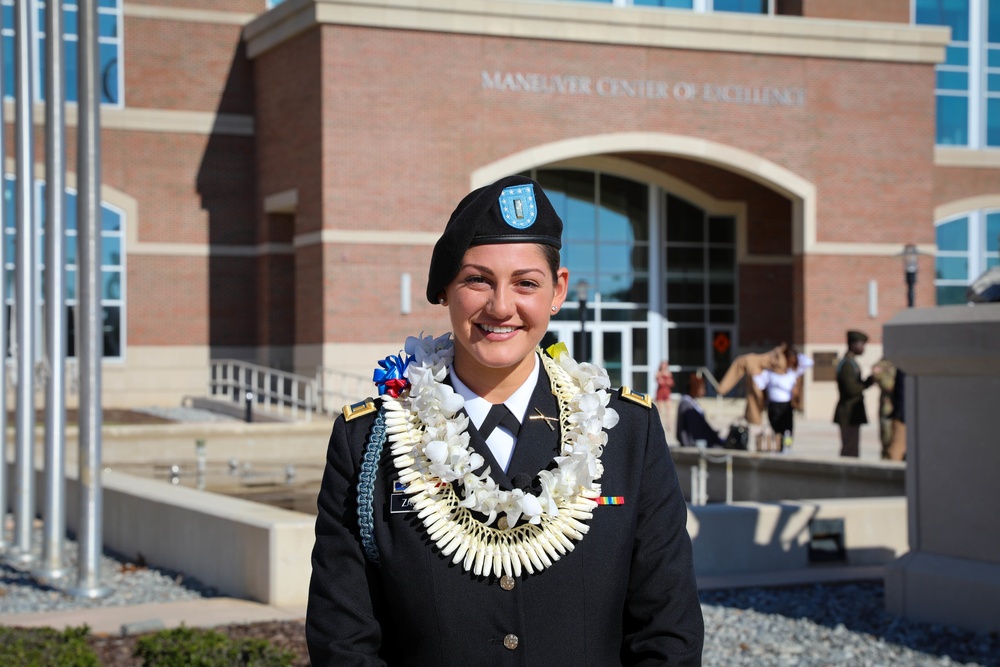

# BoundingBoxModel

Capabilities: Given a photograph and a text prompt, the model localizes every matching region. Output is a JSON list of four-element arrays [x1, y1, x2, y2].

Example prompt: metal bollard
[[244, 391, 254, 423]]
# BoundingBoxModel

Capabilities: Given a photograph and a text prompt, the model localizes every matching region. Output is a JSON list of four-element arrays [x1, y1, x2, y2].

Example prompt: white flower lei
[[383, 332, 619, 578]]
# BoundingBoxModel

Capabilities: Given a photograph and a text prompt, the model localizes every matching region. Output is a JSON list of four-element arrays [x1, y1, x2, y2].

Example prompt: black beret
[[425, 175, 563, 303], [847, 330, 869, 345]]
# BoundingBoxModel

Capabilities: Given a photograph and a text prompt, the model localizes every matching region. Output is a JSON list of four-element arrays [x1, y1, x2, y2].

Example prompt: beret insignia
[[498, 184, 537, 229], [343, 398, 377, 422], [619, 387, 652, 409]]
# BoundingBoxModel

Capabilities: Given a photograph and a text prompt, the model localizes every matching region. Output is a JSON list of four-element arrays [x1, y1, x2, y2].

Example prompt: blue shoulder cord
[[357, 405, 386, 566]]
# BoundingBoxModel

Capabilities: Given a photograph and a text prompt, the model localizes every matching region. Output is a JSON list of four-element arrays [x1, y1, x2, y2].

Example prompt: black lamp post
[[575, 279, 589, 362], [903, 243, 918, 308]]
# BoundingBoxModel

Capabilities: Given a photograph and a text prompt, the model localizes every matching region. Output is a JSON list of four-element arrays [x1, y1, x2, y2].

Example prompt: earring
[[551, 306, 558, 313], [439, 298, 446, 306]]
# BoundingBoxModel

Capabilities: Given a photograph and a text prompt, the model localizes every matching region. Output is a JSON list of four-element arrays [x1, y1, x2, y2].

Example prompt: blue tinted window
[[935, 256, 968, 280], [713, 0, 766, 12], [937, 217, 968, 251], [2, 0, 122, 106], [936, 95, 969, 144], [936, 285, 968, 305], [634, 0, 693, 6], [947, 46, 970, 66], [2, 176, 124, 357], [937, 70, 969, 90], [988, 98, 1000, 146], [566, 242, 598, 275], [915, 0, 970, 41], [990, 74, 1000, 92], [991, 0, 1000, 42], [99, 41, 118, 104], [986, 213, 1000, 252]]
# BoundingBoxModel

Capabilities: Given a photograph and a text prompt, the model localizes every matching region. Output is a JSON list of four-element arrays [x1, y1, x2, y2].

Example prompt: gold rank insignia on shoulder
[[619, 387, 652, 409], [342, 399, 377, 422]]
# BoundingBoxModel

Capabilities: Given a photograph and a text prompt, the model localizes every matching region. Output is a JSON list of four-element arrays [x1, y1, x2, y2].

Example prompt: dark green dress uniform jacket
[[833, 352, 870, 426], [306, 367, 704, 666]]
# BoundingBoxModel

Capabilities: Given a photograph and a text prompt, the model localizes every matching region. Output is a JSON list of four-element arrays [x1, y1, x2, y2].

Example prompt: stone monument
[[883, 304, 1000, 633]]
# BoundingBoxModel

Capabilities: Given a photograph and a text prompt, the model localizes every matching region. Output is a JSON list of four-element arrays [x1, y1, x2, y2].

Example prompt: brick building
[[15, 0, 994, 418]]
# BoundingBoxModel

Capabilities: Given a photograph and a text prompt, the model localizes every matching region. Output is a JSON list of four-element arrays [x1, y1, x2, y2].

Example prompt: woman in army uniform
[[306, 175, 704, 666]]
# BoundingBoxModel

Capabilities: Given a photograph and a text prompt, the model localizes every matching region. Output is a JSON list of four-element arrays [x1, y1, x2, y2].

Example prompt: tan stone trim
[[293, 229, 440, 248], [2, 100, 255, 137], [471, 131, 817, 255], [809, 242, 936, 256], [935, 147, 1000, 169], [264, 188, 298, 213], [245, 0, 949, 62], [935, 195, 1000, 221], [123, 3, 256, 26], [129, 242, 295, 257]]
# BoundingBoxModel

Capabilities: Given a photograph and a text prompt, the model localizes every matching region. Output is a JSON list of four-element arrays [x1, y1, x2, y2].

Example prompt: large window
[[916, 0, 1000, 147], [2, 0, 123, 106], [935, 210, 1000, 303], [523, 168, 736, 392], [663, 195, 737, 385], [541, 170, 650, 306], [3, 177, 125, 358]]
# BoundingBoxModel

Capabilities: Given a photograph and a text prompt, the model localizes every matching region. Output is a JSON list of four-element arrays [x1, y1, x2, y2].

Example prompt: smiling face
[[443, 243, 569, 398]]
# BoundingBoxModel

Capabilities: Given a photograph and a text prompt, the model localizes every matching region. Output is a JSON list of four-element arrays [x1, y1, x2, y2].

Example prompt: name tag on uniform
[[391, 481, 417, 514]]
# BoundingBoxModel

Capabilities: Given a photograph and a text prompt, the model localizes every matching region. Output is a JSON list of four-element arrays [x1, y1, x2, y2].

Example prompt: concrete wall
[[59, 469, 315, 608], [688, 497, 906, 577], [883, 304, 1000, 634], [7, 462, 903, 605], [670, 448, 904, 503]]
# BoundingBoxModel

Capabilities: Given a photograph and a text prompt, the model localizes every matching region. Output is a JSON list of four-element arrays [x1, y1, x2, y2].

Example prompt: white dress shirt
[[450, 353, 539, 473]]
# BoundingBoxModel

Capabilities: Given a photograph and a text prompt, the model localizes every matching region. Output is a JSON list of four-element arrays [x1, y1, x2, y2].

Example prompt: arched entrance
[[476, 134, 810, 394], [526, 167, 738, 394]]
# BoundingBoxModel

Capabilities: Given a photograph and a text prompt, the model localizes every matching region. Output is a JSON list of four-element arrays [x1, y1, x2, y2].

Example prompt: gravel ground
[[3, 530, 998, 667], [0, 521, 219, 615]]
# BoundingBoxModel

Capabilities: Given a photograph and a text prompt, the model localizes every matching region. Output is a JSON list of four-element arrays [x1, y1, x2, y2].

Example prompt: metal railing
[[689, 442, 734, 506], [695, 366, 725, 396], [209, 359, 316, 422], [315, 366, 374, 417]]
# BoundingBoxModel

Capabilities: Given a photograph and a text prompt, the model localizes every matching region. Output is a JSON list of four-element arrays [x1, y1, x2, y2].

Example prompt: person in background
[[871, 358, 898, 460], [655, 360, 675, 439], [754, 347, 813, 450], [676, 374, 724, 447], [833, 330, 874, 458], [886, 367, 907, 461], [715, 343, 788, 428]]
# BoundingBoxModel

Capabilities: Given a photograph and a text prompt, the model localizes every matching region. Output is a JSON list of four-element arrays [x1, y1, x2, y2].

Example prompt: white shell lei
[[383, 333, 619, 578]]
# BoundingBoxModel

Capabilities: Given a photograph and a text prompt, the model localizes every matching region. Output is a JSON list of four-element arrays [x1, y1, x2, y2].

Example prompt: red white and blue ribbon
[[373, 353, 411, 398]]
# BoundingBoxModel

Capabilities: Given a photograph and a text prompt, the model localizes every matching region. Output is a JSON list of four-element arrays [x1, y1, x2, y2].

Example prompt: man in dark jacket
[[833, 330, 874, 457]]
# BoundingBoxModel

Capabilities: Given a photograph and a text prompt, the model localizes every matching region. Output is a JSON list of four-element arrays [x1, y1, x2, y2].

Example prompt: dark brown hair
[[538, 244, 561, 283]]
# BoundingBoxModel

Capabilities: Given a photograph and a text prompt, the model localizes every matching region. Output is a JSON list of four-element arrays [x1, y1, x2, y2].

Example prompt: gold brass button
[[498, 516, 509, 530], [500, 575, 516, 590], [503, 633, 519, 650]]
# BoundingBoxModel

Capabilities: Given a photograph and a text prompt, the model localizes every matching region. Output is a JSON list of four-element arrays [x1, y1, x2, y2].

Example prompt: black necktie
[[479, 403, 521, 440]]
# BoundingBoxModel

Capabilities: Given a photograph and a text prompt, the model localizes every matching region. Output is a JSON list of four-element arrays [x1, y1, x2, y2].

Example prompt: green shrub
[[134, 626, 294, 667], [0, 625, 99, 667]]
